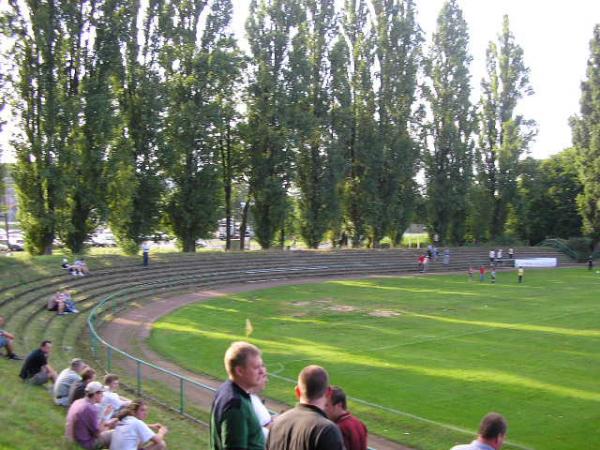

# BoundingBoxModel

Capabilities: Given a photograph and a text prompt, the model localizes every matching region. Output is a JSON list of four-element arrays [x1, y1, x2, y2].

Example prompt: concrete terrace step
[[0, 247, 573, 313]]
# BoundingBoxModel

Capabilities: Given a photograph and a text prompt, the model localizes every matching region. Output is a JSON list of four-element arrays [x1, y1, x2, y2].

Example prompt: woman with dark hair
[[110, 399, 168, 450], [68, 367, 96, 405]]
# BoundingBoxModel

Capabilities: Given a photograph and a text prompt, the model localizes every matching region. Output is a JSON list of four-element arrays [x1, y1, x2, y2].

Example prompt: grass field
[[149, 268, 600, 450]]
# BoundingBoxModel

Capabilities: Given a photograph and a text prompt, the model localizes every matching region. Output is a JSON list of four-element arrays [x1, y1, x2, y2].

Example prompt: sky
[[2, 0, 599, 162]]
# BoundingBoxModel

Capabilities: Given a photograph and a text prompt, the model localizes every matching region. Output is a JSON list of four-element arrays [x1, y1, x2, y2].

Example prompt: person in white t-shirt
[[100, 374, 132, 420], [110, 399, 167, 450], [250, 370, 273, 439]]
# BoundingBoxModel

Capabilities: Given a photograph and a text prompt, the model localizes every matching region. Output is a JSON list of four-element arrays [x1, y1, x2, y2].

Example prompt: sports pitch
[[149, 268, 600, 450]]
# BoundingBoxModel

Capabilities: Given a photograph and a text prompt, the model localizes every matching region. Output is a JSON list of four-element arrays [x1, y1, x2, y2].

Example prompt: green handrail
[[537, 239, 578, 260]]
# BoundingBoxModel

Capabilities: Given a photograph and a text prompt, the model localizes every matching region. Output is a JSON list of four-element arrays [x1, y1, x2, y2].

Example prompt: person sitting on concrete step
[[19, 340, 57, 385], [54, 358, 87, 406], [0, 315, 21, 360]]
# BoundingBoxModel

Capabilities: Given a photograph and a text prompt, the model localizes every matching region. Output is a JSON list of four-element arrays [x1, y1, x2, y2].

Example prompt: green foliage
[[2, 0, 588, 252], [424, 0, 474, 245], [370, 0, 422, 247], [476, 15, 536, 240], [4, 0, 65, 254], [508, 157, 550, 244], [541, 149, 583, 238], [509, 151, 583, 245], [106, 0, 165, 252], [566, 237, 593, 260], [571, 25, 600, 244], [286, 0, 337, 249], [335, 0, 378, 248], [160, 0, 238, 252], [465, 183, 493, 242], [245, 0, 295, 249]]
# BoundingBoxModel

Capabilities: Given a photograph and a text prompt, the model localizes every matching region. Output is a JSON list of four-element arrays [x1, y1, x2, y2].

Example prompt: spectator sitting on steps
[[19, 340, 57, 386], [54, 358, 87, 406], [48, 291, 79, 315], [0, 315, 22, 360], [73, 258, 90, 276], [110, 399, 168, 450], [48, 292, 66, 315], [69, 367, 96, 406], [100, 374, 132, 420], [66, 381, 117, 449]]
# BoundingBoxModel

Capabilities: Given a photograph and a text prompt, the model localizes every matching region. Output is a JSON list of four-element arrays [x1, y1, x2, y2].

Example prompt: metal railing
[[538, 238, 600, 262], [88, 285, 221, 424], [537, 238, 579, 260]]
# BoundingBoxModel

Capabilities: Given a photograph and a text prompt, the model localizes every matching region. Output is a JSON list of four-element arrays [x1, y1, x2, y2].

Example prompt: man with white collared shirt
[[450, 412, 507, 450]]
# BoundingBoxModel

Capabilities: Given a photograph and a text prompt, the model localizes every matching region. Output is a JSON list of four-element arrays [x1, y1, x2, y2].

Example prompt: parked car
[[9, 241, 25, 251], [0, 239, 24, 251], [91, 232, 117, 247], [151, 232, 173, 243]]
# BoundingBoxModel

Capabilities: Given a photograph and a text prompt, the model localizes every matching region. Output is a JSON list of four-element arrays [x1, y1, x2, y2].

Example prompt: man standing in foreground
[[210, 341, 266, 450], [325, 386, 367, 450], [450, 412, 507, 450], [267, 365, 345, 450]]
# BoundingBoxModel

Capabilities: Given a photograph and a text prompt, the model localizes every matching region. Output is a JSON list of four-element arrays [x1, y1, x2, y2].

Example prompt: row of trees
[[0, 0, 598, 254]]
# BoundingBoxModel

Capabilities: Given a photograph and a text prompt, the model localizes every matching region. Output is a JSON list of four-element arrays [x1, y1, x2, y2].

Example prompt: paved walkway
[[100, 275, 413, 450]]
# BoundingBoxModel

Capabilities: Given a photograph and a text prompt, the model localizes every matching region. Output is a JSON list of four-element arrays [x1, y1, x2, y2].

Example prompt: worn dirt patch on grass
[[369, 309, 401, 317], [329, 305, 357, 312], [290, 301, 310, 307]]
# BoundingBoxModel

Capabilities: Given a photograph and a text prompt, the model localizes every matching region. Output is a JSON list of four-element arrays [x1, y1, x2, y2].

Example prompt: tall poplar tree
[[424, 0, 474, 244], [334, 0, 377, 247], [476, 15, 535, 240], [57, 0, 116, 254], [106, 0, 165, 254], [160, 0, 239, 252], [286, 0, 337, 248], [371, 0, 422, 246], [328, 36, 353, 246], [246, 0, 297, 248], [3, 0, 66, 254], [571, 25, 600, 243]]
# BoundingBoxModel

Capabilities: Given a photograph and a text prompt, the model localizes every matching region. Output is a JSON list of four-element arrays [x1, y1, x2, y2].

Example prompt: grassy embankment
[[0, 253, 209, 450]]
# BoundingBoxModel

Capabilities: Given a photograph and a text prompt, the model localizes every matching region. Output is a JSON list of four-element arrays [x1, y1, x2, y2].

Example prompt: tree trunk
[[182, 235, 196, 253], [239, 195, 251, 251]]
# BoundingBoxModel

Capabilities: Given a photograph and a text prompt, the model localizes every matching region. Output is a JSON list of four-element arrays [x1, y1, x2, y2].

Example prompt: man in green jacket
[[210, 341, 267, 450]]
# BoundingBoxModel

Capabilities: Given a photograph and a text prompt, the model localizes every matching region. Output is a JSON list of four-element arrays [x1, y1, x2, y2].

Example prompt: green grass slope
[[0, 360, 208, 449], [0, 253, 209, 450], [149, 268, 600, 450]]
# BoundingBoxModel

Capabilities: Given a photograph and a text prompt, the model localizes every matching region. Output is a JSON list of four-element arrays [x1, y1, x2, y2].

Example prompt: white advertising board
[[514, 258, 557, 268]]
